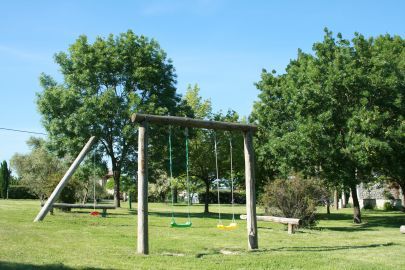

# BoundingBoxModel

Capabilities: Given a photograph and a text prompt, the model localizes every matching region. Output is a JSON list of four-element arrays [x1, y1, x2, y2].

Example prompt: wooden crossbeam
[[131, 113, 257, 132]]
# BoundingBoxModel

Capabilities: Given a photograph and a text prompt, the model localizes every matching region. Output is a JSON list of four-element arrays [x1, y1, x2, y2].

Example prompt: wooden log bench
[[240, 215, 301, 234], [400, 226, 405, 234], [40, 203, 116, 217]]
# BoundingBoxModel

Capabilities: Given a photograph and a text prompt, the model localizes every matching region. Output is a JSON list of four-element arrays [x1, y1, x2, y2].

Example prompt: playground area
[[1, 200, 404, 270]]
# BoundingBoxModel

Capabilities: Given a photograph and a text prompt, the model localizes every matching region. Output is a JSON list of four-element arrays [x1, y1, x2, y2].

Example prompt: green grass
[[0, 200, 404, 270]]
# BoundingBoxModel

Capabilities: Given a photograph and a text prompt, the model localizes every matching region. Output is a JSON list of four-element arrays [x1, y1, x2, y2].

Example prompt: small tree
[[10, 137, 68, 201], [260, 174, 328, 227], [0, 161, 11, 199]]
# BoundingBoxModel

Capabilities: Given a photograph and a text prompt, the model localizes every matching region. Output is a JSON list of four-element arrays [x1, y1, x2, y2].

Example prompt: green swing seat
[[170, 219, 192, 228], [168, 127, 193, 229]]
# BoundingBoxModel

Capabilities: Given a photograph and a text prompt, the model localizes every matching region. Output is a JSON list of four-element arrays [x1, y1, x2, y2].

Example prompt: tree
[[10, 137, 68, 200], [182, 84, 244, 213], [37, 30, 181, 207], [0, 161, 11, 199], [252, 29, 404, 223]]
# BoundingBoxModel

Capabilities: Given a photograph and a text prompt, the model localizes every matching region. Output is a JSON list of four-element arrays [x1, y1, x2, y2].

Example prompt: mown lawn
[[0, 200, 404, 270]]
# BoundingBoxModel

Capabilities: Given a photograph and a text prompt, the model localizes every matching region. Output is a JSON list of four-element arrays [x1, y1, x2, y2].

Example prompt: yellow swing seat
[[217, 222, 238, 231]]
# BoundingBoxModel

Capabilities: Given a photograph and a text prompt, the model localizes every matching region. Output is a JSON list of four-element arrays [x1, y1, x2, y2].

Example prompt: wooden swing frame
[[132, 113, 258, 255]]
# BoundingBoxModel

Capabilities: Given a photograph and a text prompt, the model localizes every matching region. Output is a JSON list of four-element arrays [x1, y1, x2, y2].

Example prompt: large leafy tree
[[252, 29, 404, 223], [37, 30, 181, 206], [182, 85, 244, 213]]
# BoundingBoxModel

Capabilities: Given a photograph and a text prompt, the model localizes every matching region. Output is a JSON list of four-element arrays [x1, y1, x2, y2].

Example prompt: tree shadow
[[316, 212, 405, 232], [263, 242, 396, 252], [149, 211, 236, 220], [0, 261, 108, 270]]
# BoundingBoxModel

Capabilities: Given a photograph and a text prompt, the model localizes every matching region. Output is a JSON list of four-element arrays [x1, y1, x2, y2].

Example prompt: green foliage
[[181, 84, 244, 212], [0, 160, 11, 198], [7, 185, 37, 199], [10, 137, 69, 200], [363, 202, 376, 210], [196, 190, 246, 204], [105, 178, 114, 190], [383, 201, 395, 211], [252, 29, 404, 221], [148, 170, 171, 202], [260, 175, 328, 227], [36, 30, 184, 206]]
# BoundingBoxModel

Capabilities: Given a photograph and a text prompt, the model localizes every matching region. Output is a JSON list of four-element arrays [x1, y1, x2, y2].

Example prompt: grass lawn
[[0, 200, 404, 270]]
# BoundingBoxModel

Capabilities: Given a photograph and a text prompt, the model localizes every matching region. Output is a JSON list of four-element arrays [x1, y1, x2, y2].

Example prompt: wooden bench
[[400, 226, 405, 234], [240, 215, 301, 234], [41, 203, 116, 217]]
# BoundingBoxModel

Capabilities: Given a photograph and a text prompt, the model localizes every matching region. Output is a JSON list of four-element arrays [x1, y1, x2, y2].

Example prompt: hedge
[[197, 190, 246, 204], [7, 185, 37, 199]]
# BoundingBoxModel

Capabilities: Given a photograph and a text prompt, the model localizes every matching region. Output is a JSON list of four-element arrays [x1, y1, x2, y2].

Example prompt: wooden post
[[243, 130, 258, 250], [34, 136, 97, 222], [288, 224, 294, 234], [137, 121, 149, 255]]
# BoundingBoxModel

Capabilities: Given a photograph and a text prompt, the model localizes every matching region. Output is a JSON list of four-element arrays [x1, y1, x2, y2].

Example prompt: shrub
[[260, 174, 325, 227], [197, 190, 246, 204], [363, 202, 376, 210], [7, 185, 37, 199], [383, 201, 395, 211]]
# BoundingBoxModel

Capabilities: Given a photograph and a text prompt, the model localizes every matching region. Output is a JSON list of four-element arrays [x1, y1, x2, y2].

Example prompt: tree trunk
[[326, 199, 331, 214], [334, 189, 339, 211], [341, 190, 347, 208], [350, 184, 361, 223], [398, 182, 405, 212], [113, 169, 121, 207], [204, 180, 210, 214], [172, 187, 178, 203]]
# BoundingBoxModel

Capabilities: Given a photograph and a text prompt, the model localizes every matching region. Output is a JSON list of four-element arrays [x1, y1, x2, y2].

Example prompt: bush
[[7, 185, 37, 199], [383, 201, 395, 211], [260, 174, 325, 227], [197, 190, 246, 204], [363, 203, 376, 210]]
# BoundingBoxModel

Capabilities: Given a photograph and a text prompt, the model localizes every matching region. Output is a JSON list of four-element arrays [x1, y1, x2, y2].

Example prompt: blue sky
[[0, 0, 404, 163]]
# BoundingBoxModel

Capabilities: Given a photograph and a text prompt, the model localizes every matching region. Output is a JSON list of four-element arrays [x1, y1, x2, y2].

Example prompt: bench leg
[[288, 223, 295, 234], [102, 209, 107, 217], [50, 207, 54, 215]]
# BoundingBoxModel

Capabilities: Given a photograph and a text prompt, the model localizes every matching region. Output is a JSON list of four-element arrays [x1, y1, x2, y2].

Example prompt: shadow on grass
[[317, 212, 405, 231], [0, 261, 108, 270], [149, 211, 236, 220], [265, 242, 396, 252]]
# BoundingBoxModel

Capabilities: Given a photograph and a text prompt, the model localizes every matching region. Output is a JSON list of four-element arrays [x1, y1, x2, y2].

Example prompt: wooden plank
[[243, 130, 258, 250], [240, 215, 301, 225], [400, 226, 405, 234], [34, 136, 97, 222], [131, 113, 257, 132], [137, 121, 149, 255]]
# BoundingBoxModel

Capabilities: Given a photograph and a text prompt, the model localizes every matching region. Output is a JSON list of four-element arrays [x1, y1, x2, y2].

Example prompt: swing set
[[34, 113, 259, 255], [133, 113, 258, 254]]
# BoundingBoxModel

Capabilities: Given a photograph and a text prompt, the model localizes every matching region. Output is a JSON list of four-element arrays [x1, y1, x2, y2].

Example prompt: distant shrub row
[[7, 185, 37, 199], [197, 191, 246, 204]]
